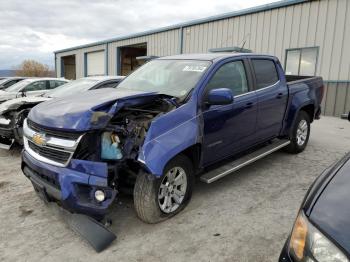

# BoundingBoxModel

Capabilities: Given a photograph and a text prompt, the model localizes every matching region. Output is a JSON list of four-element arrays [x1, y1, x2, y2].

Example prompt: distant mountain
[[0, 70, 16, 77]]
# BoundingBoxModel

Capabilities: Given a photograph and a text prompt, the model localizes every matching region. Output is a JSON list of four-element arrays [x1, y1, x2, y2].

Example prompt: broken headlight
[[289, 211, 348, 262]]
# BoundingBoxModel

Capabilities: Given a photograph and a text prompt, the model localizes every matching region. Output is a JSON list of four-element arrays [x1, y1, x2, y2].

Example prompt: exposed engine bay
[[74, 96, 177, 190]]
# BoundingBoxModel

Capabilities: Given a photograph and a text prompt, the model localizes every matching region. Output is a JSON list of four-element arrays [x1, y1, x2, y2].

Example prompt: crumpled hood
[[0, 96, 50, 114], [28, 88, 159, 131]]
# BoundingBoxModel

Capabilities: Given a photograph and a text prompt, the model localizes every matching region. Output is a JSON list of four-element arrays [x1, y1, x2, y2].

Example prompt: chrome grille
[[28, 141, 71, 165], [23, 119, 82, 167]]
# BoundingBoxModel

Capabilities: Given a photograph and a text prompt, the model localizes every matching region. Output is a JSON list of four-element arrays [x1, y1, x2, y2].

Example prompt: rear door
[[202, 58, 258, 165], [250, 58, 288, 140]]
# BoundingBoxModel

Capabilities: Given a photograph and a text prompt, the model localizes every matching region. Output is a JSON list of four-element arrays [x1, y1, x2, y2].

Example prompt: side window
[[49, 80, 57, 89], [48, 80, 66, 89], [206, 61, 249, 96], [252, 59, 279, 89], [97, 81, 119, 89], [24, 81, 47, 91], [56, 81, 67, 87]]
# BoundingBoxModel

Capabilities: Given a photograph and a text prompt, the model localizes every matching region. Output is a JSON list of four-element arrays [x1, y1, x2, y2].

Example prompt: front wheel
[[285, 111, 311, 154], [133, 155, 193, 223]]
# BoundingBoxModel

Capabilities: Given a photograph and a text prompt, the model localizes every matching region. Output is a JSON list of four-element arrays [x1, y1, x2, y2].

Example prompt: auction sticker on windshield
[[182, 65, 207, 72]]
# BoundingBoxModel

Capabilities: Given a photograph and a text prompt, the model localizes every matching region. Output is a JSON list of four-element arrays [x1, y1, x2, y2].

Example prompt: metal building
[[54, 0, 350, 117]]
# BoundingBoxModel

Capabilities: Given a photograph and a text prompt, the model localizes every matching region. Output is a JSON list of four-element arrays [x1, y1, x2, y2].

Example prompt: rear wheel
[[134, 155, 193, 223], [285, 111, 310, 154]]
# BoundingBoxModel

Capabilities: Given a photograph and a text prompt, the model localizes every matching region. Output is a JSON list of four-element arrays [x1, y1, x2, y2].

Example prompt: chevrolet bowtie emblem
[[32, 133, 46, 146]]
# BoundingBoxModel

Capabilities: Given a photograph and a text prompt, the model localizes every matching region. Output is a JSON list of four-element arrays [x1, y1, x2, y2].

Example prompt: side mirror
[[206, 88, 234, 106], [21, 90, 26, 97]]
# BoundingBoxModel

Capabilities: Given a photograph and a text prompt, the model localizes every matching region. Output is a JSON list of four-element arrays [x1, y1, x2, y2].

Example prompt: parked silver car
[[0, 76, 124, 149], [0, 77, 26, 90], [0, 78, 68, 103]]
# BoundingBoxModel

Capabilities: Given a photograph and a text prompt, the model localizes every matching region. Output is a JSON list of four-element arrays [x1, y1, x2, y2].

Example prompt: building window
[[285, 47, 318, 76]]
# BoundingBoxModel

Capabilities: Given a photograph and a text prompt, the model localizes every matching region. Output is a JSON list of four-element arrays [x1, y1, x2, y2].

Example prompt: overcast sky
[[0, 0, 279, 70]]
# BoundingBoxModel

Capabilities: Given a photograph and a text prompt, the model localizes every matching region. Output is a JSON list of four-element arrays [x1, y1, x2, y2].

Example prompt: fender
[[138, 100, 201, 176]]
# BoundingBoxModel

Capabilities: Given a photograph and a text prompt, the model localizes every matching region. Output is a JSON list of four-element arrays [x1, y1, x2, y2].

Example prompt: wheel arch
[[282, 101, 315, 137], [299, 104, 315, 123], [174, 143, 202, 171]]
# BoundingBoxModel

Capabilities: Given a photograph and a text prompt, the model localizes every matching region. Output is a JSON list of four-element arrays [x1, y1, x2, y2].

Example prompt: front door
[[202, 59, 258, 165], [20, 80, 49, 97]]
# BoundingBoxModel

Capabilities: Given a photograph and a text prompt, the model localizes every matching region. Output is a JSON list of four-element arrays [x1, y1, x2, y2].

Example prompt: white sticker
[[182, 65, 207, 72]]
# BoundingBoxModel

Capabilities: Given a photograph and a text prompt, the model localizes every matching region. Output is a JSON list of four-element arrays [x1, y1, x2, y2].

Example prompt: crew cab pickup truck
[[0, 76, 124, 149], [21, 53, 324, 250]]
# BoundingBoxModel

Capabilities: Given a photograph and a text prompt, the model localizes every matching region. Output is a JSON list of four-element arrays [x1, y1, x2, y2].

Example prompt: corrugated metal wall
[[322, 82, 350, 117], [55, 0, 350, 116]]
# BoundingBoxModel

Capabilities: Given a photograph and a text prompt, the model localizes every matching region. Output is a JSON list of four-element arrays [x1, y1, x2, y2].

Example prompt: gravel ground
[[0, 116, 349, 262]]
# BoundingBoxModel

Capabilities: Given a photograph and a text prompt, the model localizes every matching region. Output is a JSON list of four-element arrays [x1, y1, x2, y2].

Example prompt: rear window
[[252, 59, 279, 89]]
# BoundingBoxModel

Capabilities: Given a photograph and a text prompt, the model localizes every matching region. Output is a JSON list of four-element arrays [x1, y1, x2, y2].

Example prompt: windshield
[[5, 79, 32, 92], [117, 59, 211, 98], [0, 79, 8, 85], [47, 78, 99, 98]]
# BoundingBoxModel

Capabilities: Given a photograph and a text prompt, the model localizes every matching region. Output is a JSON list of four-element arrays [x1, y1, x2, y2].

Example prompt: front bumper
[[22, 150, 117, 219]]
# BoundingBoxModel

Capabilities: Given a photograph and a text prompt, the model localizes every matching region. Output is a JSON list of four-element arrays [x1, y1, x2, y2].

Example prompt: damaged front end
[[0, 97, 48, 149], [74, 95, 176, 196], [21, 92, 176, 251], [0, 108, 30, 149]]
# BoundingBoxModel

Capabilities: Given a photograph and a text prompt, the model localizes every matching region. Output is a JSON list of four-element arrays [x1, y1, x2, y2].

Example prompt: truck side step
[[200, 139, 290, 183]]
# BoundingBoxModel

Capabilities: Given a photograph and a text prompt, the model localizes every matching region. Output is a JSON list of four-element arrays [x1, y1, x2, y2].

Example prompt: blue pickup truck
[[21, 53, 323, 250]]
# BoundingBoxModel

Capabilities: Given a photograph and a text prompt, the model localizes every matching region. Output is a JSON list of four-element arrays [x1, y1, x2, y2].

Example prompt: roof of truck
[[159, 53, 277, 62]]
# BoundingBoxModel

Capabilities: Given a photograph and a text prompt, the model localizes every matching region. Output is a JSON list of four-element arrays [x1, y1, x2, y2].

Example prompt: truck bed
[[285, 74, 324, 121], [285, 74, 322, 84]]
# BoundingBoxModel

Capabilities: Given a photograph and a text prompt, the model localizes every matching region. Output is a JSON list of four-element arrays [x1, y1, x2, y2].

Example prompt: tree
[[15, 60, 54, 77]]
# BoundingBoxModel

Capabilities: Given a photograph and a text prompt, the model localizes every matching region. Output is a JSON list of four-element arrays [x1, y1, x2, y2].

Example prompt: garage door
[[87, 51, 105, 76]]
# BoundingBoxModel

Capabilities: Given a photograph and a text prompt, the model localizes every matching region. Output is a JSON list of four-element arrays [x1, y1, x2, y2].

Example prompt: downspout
[[54, 55, 57, 77], [60, 57, 64, 78], [84, 53, 87, 77], [178, 27, 184, 54], [105, 43, 109, 76]]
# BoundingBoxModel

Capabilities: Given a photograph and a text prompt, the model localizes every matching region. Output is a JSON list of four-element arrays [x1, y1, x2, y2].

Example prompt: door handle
[[245, 102, 254, 109], [276, 93, 283, 99]]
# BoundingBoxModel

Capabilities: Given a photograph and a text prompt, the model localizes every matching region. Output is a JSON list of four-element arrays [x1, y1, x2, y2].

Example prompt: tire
[[285, 111, 311, 154], [133, 155, 194, 224]]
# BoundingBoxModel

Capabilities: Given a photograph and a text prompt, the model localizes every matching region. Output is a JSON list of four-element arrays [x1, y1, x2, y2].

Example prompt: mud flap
[[60, 209, 117, 252]]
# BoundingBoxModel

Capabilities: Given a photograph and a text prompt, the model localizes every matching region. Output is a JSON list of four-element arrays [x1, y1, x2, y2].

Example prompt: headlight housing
[[289, 211, 348, 262]]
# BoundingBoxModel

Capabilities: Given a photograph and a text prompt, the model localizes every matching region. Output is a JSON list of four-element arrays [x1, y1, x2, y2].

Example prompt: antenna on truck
[[238, 33, 251, 52]]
